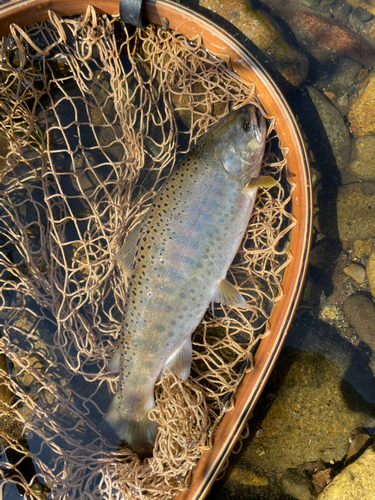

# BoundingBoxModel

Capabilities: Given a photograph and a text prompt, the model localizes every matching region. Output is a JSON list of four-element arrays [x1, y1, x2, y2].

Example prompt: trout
[[106, 104, 272, 451]]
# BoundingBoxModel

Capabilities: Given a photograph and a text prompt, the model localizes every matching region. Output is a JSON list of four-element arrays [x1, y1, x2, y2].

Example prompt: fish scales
[[106, 104, 268, 451]]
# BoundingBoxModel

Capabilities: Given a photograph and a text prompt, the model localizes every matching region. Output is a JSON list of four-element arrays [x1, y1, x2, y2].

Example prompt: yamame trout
[[106, 104, 272, 451]]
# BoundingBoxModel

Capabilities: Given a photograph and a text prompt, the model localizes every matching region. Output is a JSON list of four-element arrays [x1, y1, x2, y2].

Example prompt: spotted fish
[[106, 104, 271, 451]]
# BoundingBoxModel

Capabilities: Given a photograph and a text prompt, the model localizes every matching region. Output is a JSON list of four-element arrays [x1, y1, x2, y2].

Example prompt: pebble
[[343, 263, 366, 284], [317, 446, 375, 499], [347, 0, 375, 19], [199, 0, 309, 91], [343, 294, 375, 351], [349, 70, 375, 136], [367, 250, 375, 297], [281, 468, 313, 500], [350, 136, 375, 180]]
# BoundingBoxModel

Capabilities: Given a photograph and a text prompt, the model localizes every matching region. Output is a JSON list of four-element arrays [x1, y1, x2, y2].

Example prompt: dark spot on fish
[[155, 324, 165, 333], [168, 332, 174, 338], [196, 262, 203, 268], [178, 315, 183, 320], [170, 320, 176, 326]]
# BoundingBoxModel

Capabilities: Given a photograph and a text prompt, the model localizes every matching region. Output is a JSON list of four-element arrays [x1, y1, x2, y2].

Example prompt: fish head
[[210, 104, 266, 185]]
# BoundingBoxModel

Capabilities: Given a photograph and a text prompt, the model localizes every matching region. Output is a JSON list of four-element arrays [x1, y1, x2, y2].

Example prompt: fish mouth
[[250, 106, 267, 144]]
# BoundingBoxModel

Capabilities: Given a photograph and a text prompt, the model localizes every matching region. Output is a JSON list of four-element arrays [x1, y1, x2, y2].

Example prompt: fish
[[106, 104, 271, 451]]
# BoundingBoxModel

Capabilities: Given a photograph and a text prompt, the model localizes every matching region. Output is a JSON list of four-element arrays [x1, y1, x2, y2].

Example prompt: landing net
[[0, 7, 294, 499]]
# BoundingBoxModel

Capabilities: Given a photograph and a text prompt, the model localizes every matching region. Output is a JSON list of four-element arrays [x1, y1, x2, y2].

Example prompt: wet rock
[[343, 294, 375, 350], [231, 349, 375, 473], [345, 432, 373, 464], [312, 467, 334, 495], [350, 136, 375, 180], [316, 57, 363, 96], [284, 11, 375, 66], [300, 0, 320, 6], [229, 467, 268, 486], [317, 445, 375, 499], [367, 250, 375, 297], [343, 263, 366, 284], [353, 239, 373, 259], [348, 70, 375, 136], [280, 468, 313, 500], [307, 87, 351, 174], [335, 183, 375, 241], [354, 7, 374, 23], [347, 0, 375, 19], [199, 0, 309, 91]]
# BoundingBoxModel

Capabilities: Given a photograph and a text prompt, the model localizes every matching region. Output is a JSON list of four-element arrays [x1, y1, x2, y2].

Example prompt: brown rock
[[349, 70, 375, 137], [343, 294, 375, 351], [312, 468, 334, 494], [345, 433, 373, 464], [284, 11, 375, 66], [199, 0, 309, 91], [353, 239, 373, 258]]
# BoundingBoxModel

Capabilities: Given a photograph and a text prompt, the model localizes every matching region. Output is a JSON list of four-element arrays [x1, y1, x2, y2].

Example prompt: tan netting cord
[[0, 7, 294, 499]]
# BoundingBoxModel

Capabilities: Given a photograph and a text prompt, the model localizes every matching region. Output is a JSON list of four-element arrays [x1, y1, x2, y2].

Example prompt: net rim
[[0, 1, 313, 498]]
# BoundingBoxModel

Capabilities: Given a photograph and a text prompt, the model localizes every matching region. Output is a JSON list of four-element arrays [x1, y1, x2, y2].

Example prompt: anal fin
[[162, 339, 192, 381], [212, 278, 246, 309]]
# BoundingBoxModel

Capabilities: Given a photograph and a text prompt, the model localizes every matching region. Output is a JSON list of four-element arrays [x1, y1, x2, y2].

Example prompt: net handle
[[119, 0, 145, 28]]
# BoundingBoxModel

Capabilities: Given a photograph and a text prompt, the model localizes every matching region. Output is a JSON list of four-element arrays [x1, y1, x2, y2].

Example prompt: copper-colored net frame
[[0, 1, 312, 499]]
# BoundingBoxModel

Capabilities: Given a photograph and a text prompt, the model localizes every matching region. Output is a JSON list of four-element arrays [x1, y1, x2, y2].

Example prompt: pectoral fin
[[212, 278, 246, 309], [245, 175, 276, 192], [109, 348, 121, 373], [115, 221, 143, 278], [162, 339, 192, 381]]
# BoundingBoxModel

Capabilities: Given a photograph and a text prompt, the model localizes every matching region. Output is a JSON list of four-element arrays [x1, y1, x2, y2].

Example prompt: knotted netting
[[0, 7, 294, 499]]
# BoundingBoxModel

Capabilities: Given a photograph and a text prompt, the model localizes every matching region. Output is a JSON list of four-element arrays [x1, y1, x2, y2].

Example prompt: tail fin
[[105, 394, 157, 452]]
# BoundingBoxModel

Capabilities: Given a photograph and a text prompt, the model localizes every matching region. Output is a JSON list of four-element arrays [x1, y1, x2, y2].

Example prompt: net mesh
[[0, 7, 294, 499]]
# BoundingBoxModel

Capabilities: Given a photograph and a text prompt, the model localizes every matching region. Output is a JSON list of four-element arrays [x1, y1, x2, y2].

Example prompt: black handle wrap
[[119, 0, 145, 28]]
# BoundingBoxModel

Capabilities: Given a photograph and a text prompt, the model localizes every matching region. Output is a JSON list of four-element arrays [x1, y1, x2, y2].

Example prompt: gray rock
[[281, 468, 313, 500], [307, 87, 351, 175], [343, 294, 375, 351], [354, 7, 374, 23], [316, 57, 363, 96]]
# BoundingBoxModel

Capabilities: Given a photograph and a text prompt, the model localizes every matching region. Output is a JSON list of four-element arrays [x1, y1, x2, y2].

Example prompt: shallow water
[[1, 0, 375, 498]]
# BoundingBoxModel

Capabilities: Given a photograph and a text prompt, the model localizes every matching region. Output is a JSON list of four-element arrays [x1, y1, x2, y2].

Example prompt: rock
[[307, 87, 351, 174], [281, 468, 313, 500], [367, 250, 375, 297], [230, 349, 375, 473], [284, 11, 375, 66], [343, 294, 375, 350], [300, 0, 320, 6], [345, 433, 373, 464], [354, 7, 374, 22], [317, 445, 375, 500], [316, 57, 363, 96], [347, 0, 375, 19], [350, 136, 375, 180], [354, 239, 373, 259], [343, 263, 366, 283], [349, 70, 375, 136], [312, 467, 334, 495], [334, 183, 375, 241], [199, 0, 309, 91], [229, 467, 268, 486]]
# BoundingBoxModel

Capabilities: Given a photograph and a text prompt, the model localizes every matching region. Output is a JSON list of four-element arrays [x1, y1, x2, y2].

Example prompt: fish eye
[[241, 118, 250, 132]]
